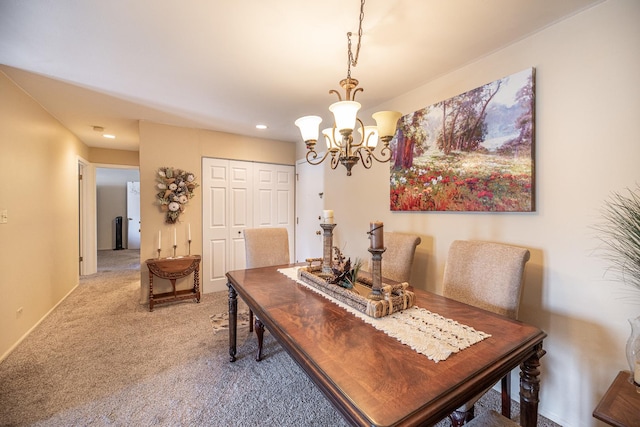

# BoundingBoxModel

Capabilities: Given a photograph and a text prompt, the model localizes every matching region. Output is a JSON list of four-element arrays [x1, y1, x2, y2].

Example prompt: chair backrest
[[244, 228, 290, 269], [442, 240, 530, 319], [380, 231, 422, 283]]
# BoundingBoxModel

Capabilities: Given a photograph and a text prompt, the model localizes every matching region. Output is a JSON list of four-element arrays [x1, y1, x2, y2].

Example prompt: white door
[[203, 159, 231, 293], [202, 158, 295, 293], [253, 163, 295, 261], [126, 181, 141, 249], [295, 160, 324, 262], [228, 161, 253, 271]]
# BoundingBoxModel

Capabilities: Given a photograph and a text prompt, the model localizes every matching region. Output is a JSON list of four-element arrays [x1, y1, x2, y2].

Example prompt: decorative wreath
[[156, 167, 198, 224]]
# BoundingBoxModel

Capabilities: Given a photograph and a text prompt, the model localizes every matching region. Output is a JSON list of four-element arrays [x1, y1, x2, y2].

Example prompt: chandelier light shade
[[294, 0, 401, 176], [329, 101, 361, 132], [372, 111, 403, 140], [294, 115, 322, 144]]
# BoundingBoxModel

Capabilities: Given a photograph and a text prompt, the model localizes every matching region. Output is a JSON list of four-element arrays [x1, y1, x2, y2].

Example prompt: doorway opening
[[95, 166, 140, 271]]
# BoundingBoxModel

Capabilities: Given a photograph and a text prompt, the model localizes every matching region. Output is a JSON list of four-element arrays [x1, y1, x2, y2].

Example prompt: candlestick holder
[[320, 223, 337, 274], [188, 239, 192, 256], [173, 245, 177, 258], [157, 249, 161, 259], [367, 247, 386, 300]]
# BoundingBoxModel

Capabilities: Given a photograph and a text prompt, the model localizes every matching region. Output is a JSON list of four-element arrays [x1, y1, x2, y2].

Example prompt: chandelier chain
[[346, 0, 365, 80]]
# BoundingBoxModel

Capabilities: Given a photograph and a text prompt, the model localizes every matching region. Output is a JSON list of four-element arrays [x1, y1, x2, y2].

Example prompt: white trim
[[78, 156, 97, 275]]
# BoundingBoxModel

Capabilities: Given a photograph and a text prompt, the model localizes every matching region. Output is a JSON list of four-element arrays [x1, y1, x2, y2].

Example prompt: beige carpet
[[0, 250, 560, 426]]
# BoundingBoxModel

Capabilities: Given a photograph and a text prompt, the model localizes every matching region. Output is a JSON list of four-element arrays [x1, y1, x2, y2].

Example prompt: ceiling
[[0, 0, 602, 152]]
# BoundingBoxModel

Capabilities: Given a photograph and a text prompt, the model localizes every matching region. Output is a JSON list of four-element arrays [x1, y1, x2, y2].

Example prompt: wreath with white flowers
[[156, 167, 198, 224]]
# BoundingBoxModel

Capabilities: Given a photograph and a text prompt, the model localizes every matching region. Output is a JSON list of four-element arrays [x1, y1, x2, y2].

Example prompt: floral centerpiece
[[156, 167, 198, 224], [328, 251, 363, 290]]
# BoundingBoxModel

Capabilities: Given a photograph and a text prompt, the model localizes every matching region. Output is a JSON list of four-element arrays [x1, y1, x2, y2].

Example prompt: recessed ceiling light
[[103, 134, 116, 139], [256, 124, 267, 130]]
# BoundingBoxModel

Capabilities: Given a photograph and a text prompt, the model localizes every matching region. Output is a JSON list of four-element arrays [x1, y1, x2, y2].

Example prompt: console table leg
[[148, 272, 154, 312], [194, 268, 200, 303], [227, 282, 238, 362], [519, 342, 546, 427]]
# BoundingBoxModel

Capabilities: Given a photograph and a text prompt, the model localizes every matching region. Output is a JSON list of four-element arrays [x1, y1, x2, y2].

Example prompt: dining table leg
[[519, 342, 546, 427], [227, 282, 238, 362]]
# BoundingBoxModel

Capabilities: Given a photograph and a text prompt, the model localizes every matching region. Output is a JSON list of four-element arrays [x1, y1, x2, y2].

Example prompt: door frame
[[78, 156, 97, 276]]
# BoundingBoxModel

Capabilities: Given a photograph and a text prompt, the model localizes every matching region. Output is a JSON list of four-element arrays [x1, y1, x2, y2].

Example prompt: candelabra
[[157, 249, 161, 259], [367, 247, 386, 300], [320, 223, 337, 275], [188, 239, 192, 256], [173, 244, 177, 258]]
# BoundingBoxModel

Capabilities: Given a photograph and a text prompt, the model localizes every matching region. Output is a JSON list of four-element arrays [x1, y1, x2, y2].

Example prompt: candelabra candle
[[368, 247, 386, 300], [322, 209, 334, 224], [369, 221, 384, 249], [320, 223, 337, 274]]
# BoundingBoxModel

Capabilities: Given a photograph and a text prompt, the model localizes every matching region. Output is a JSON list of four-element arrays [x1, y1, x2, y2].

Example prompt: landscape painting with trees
[[390, 68, 535, 212]]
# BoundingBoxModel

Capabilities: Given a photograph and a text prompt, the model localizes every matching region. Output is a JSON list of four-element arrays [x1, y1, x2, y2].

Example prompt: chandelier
[[294, 0, 402, 176]]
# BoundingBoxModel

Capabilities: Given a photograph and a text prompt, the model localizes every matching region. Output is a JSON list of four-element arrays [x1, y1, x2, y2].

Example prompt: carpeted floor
[[0, 250, 560, 426]]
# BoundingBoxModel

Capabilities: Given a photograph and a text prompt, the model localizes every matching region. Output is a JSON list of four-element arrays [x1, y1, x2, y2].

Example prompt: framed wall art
[[390, 68, 535, 212]]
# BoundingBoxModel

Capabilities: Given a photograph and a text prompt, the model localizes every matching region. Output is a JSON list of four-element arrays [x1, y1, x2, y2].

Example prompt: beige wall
[[138, 121, 295, 299], [90, 147, 139, 166], [0, 71, 90, 359], [300, 1, 639, 425]]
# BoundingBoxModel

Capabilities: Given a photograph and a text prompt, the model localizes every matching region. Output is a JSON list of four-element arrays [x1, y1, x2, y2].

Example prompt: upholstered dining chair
[[243, 227, 290, 361], [364, 231, 422, 283], [442, 240, 531, 426]]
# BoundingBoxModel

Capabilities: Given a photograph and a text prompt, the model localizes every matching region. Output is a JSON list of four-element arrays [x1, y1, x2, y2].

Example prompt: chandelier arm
[[350, 118, 366, 148], [306, 149, 332, 166], [330, 153, 341, 170], [329, 89, 343, 101], [356, 147, 374, 169], [351, 87, 364, 102], [359, 146, 392, 164]]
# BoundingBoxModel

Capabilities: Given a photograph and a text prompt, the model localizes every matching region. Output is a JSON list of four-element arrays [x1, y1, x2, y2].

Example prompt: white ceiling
[[0, 0, 602, 151]]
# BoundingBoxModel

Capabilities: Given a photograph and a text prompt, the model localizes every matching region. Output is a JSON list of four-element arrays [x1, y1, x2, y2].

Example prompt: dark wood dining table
[[226, 265, 546, 427]]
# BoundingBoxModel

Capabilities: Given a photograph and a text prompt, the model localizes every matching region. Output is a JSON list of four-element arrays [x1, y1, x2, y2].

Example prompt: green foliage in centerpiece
[[596, 185, 640, 297], [328, 247, 363, 290]]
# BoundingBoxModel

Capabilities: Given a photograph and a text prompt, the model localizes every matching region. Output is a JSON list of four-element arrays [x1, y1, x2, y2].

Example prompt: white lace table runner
[[278, 266, 490, 362]]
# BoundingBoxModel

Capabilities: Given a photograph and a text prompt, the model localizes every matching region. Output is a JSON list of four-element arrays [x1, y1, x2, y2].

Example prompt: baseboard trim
[[0, 283, 79, 363]]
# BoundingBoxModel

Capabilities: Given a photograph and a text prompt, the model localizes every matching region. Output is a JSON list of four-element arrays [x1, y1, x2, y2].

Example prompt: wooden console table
[[593, 370, 640, 427], [145, 255, 201, 311]]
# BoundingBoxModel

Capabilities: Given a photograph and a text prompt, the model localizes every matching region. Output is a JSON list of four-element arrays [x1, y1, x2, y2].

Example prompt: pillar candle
[[188, 223, 191, 241], [322, 209, 334, 224], [158, 230, 161, 250], [370, 221, 384, 249]]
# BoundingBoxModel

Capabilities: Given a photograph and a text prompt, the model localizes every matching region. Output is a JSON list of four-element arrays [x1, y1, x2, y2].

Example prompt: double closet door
[[202, 158, 294, 293]]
